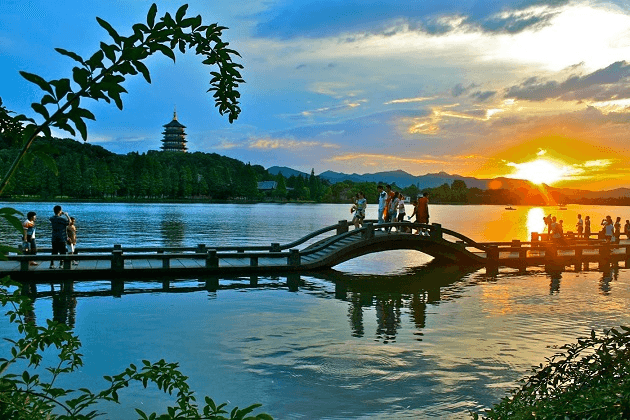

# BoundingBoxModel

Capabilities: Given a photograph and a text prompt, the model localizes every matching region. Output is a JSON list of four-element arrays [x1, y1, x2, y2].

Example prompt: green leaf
[[175, 4, 188, 23], [86, 49, 105, 70], [154, 44, 176, 61], [55, 48, 86, 65], [96, 16, 122, 44], [72, 67, 90, 89], [100, 42, 117, 62], [31, 103, 50, 119], [134, 61, 152, 83], [50, 78, 72, 101], [19, 71, 54, 95], [147, 3, 158, 28], [70, 113, 88, 140], [41, 94, 57, 106], [0, 207, 24, 233]]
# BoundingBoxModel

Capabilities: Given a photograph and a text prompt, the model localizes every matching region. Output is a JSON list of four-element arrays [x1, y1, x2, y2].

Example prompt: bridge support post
[[486, 245, 499, 276], [206, 249, 219, 268], [196, 244, 207, 253], [430, 223, 442, 239], [574, 248, 582, 271], [362, 223, 374, 240], [270, 243, 281, 253], [205, 276, 219, 291], [288, 249, 301, 266], [250, 275, 258, 286], [599, 244, 610, 270], [162, 256, 170, 269], [250, 256, 258, 267], [287, 273, 300, 292], [337, 220, 349, 235], [20, 259, 29, 271], [112, 245, 124, 272]]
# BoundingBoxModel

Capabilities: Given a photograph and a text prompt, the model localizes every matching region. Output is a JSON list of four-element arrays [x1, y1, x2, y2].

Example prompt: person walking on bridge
[[377, 185, 387, 227], [416, 192, 430, 235]]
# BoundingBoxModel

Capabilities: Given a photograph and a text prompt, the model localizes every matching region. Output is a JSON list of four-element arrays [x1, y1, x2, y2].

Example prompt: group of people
[[351, 184, 430, 233], [22, 205, 78, 268], [544, 213, 630, 244]]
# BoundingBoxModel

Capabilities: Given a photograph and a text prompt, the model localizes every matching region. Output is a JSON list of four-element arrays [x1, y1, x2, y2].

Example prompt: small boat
[[505, 206, 516, 210]]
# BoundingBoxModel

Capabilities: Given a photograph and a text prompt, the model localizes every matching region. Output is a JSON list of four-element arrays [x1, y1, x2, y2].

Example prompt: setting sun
[[508, 159, 566, 184]]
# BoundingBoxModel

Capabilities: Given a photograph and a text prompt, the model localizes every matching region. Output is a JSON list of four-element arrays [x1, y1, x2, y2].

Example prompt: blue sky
[[2, 0, 630, 189]]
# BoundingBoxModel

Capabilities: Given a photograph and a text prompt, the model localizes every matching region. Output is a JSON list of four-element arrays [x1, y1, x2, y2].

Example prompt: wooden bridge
[[2, 220, 630, 282]]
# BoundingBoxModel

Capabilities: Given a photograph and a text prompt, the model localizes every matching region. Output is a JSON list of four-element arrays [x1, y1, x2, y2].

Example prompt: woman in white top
[[397, 193, 406, 222]]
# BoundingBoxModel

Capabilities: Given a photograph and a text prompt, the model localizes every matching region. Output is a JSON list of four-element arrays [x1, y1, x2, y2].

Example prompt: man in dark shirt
[[49, 205, 70, 269]]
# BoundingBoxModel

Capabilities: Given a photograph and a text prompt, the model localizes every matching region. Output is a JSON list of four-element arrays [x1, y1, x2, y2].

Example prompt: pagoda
[[161, 110, 188, 152]]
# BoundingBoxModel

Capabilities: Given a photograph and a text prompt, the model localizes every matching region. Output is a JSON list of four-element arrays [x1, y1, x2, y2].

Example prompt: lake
[[2, 202, 630, 419]]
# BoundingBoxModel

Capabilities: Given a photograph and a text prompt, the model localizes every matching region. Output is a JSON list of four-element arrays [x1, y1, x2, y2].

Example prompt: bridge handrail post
[[487, 245, 499, 261], [362, 223, 374, 240], [336, 220, 349, 235], [20, 258, 29, 271], [270, 243, 281, 253], [250, 256, 258, 267], [196, 244, 207, 253], [288, 249, 301, 266], [206, 249, 219, 268], [111, 247, 124, 271], [430, 223, 442, 239], [625, 246, 630, 267]]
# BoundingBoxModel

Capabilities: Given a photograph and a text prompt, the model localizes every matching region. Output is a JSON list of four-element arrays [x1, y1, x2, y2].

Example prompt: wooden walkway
[[2, 220, 629, 282]]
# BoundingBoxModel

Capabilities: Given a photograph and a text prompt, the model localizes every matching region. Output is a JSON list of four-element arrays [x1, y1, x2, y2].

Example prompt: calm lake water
[[2, 202, 630, 419]]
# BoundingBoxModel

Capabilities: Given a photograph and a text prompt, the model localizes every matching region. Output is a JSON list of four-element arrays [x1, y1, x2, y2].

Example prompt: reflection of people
[[22, 211, 38, 266], [50, 205, 70, 269], [67, 217, 78, 265]]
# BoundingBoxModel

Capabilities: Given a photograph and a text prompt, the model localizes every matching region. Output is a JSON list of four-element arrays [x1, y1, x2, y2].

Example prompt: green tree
[[0, 4, 271, 419]]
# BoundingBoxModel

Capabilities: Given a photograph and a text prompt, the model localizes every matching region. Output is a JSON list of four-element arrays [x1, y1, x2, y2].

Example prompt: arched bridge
[[3, 219, 630, 281]]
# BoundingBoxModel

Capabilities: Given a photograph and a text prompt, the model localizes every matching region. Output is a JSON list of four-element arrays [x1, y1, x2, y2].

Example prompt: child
[[67, 217, 78, 265], [22, 211, 38, 266]]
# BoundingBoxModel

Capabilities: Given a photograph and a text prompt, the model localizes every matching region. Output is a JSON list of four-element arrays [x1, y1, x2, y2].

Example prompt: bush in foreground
[[473, 326, 630, 420]]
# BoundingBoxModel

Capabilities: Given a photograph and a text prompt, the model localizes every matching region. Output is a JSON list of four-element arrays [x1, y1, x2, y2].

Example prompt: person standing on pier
[[584, 216, 591, 240], [576, 214, 584, 239], [49, 205, 70, 269], [22, 211, 38, 266], [625, 219, 630, 239], [603, 216, 614, 242], [614, 217, 622, 243]]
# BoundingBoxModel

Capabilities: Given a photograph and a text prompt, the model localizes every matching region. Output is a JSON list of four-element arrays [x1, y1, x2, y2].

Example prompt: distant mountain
[[268, 165, 630, 201], [267, 166, 310, 178], [318, 169, 491, 189]]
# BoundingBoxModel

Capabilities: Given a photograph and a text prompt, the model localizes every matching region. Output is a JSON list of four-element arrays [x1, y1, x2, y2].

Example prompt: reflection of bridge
[[3, 220, 630, 281], [20, 260, 477, 339]]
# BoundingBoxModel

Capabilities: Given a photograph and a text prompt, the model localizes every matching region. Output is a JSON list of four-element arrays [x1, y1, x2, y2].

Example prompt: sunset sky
[[2, 0, 630, 190]]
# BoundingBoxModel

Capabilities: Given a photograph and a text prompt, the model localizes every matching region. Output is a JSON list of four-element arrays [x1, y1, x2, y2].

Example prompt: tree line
[[0, 135, 585, 205]]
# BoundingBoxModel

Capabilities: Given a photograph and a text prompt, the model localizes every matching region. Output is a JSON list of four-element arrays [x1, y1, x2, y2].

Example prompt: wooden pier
[[2, 220, 629, 282]]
